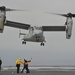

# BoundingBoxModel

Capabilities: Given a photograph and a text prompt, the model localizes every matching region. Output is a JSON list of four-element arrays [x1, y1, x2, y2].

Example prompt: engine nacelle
[[0, 17, 4, 33], [0, 6, 6, 33], [66, 24, 73, 39]]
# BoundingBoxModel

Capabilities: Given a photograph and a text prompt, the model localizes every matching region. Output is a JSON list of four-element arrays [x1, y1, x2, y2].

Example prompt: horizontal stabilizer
[[20, 33, 26, 35]]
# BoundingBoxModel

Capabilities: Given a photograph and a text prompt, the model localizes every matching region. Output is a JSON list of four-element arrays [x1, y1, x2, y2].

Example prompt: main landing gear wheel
[[22, 41, 26, 44], [40, 43, 44, 46]]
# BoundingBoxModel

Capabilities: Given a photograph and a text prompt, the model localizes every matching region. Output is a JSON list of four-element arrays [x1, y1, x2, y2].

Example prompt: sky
[[0, 0, 75, 66]]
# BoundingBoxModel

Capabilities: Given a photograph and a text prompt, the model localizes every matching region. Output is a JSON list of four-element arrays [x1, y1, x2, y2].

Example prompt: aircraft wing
[[42, 26, 66, 31], [5, 20, 31, 30]]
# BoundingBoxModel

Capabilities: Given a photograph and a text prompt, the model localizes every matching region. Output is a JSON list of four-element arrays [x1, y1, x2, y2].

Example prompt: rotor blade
[[6, 8, 29, 12], [46, 12, 67, 17]]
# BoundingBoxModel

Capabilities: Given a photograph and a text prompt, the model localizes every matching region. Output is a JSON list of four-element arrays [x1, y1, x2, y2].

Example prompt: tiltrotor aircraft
[[0, 6, 74, 46]]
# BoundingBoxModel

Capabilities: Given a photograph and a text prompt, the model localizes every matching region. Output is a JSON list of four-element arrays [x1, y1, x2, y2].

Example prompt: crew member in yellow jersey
[[16, 58, 23, 73]]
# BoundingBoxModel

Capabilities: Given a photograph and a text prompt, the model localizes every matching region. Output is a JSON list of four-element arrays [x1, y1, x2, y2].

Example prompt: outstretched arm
[[28, 60, 31, 62]]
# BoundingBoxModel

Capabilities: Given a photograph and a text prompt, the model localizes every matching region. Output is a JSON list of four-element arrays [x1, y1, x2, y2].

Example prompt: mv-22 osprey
[[0, 6, 74, 46]]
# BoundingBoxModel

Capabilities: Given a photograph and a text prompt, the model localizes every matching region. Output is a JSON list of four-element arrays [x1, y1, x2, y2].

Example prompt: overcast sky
[[0, 0, 75, 66]]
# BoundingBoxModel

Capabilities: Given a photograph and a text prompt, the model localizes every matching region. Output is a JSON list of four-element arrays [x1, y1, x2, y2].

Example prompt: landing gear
[[22, 41, 26, 44], [40, 42, 44, 46]]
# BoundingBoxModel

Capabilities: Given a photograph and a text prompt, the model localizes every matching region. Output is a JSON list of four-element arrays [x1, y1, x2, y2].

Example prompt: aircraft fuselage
[[22, 26, 45, 42]]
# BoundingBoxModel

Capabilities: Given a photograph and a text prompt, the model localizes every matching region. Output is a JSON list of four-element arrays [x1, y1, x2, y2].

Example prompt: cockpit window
[[29, 27, 34, 33]]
